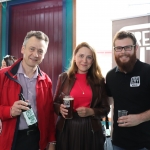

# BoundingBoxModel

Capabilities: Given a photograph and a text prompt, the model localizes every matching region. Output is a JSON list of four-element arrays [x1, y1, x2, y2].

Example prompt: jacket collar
[[6, 58, 43, 78]]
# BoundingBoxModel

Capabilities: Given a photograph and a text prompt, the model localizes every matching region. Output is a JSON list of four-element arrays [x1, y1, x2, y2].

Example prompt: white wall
[[76, 0, 150, 77], [76, 0, 150, 120]]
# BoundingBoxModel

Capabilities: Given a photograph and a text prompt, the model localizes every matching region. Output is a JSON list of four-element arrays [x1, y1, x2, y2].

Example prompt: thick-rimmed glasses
[[114, 45, 135, 52]]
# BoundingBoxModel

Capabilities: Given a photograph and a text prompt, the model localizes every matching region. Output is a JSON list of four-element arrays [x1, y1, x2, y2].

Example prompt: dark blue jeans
[[113, 145, 148, 150]]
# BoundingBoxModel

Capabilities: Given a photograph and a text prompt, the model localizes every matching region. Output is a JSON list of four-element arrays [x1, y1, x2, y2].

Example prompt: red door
[[9, 0, 63, 92]]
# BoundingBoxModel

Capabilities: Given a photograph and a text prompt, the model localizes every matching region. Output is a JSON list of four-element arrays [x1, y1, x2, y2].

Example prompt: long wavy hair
[[67, 42, 104, 85]]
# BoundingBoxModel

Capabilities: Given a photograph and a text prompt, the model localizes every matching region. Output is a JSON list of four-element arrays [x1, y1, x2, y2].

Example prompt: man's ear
[[135, 45, 139, 52], [21, 46, 25, 54]]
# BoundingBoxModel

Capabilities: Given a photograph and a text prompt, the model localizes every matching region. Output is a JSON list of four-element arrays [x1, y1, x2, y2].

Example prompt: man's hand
[[11, 100, 29, 117], [46, 143, 55, 150], [117, 114, 142, 127], [76, 107, 94, 117]]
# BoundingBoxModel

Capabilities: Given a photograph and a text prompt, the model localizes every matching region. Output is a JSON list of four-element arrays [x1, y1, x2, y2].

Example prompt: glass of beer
[[118, 110, 128, 118], [118, 110, 128, 124], [63, 95, 74, 119]]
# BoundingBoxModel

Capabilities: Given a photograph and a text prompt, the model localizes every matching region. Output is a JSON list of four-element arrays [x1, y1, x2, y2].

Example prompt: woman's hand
[[76, 107, 94, 117], [59, 104, 68, 118]]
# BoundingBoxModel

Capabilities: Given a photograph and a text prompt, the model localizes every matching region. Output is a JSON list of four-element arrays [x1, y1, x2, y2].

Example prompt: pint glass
[[63, 96, 74, 119]]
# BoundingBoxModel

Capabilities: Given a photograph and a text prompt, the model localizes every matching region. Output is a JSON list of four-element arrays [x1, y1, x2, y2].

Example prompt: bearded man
[[106, 31, 150, 150]]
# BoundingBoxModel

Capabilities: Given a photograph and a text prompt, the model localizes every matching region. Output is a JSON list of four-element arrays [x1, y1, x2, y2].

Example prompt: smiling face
[[21, 36, 48, 69], [74, 47, 93, 74], [114, 38, 138, 72]]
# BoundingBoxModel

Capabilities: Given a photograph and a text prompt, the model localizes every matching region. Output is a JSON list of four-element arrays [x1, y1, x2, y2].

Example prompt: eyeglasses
[[114, 45, 135, 52]]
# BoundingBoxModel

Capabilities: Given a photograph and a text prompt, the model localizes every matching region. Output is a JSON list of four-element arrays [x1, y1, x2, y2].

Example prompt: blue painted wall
[[62, 0, 73, 71], [1, 2, 7, 59]]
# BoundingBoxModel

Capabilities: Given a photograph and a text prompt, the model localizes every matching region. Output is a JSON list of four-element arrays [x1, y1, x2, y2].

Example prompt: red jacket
[[0, 58, 55, 150]]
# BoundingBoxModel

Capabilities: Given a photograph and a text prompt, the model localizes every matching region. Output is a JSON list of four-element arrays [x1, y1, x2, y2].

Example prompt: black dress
[[56, 113, 105, 150]]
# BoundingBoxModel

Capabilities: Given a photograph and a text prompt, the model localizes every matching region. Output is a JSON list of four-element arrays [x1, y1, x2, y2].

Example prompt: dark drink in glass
[[63, 96, 74, 119]]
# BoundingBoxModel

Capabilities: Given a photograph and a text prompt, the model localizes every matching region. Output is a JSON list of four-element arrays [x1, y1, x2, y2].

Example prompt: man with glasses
[[106, 31, 150, 150]]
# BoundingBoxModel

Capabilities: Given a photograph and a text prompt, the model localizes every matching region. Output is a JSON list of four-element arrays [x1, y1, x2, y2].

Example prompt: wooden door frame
[[1, 0, 74, 71]]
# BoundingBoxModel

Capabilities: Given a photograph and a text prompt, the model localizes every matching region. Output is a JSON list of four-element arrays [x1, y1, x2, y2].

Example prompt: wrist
[[90, 108, 95, 116], [10, 107, 14, 118], [49, 141, 56, 145], [138, 113, 145, 124]]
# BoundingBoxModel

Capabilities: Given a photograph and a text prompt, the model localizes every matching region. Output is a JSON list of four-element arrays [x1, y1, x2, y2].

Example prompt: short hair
[[23, 31, 49, 46], [113, 31, 137, 47]]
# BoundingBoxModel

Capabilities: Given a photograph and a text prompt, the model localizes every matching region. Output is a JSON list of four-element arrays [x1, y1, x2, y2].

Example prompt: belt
[[18, 126, 39, 136]]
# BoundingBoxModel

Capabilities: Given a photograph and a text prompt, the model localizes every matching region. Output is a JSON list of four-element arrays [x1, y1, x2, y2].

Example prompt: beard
[[115, 50, 137, 72]]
